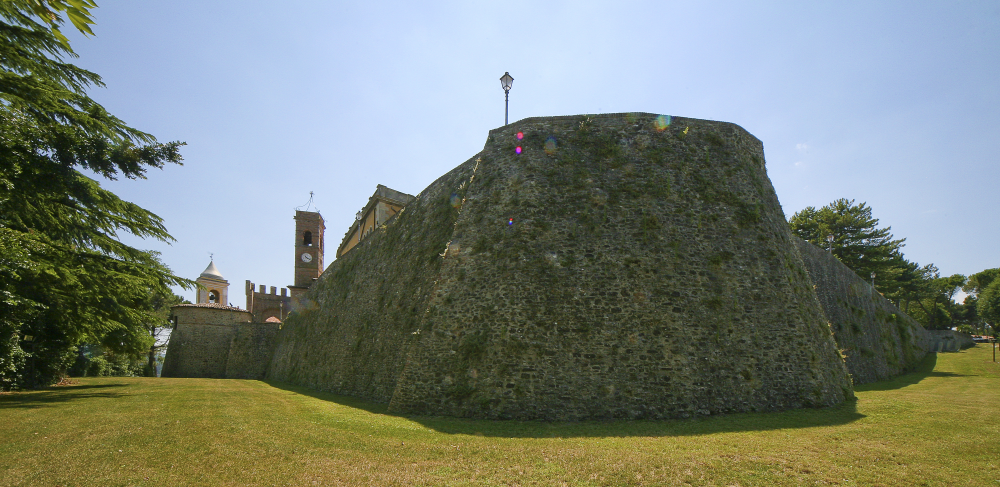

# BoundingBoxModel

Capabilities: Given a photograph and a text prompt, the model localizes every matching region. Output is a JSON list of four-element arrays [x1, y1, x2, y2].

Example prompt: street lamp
[[500, 72, 514, 125], [989, 324, 997, 362], [871, 271, 876, 289], [826, 234, 834, 252]]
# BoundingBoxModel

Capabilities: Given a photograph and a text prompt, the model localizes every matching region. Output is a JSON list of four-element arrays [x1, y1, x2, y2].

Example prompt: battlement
[[245, 280, 292, 323], [245, 280, 288, 297]]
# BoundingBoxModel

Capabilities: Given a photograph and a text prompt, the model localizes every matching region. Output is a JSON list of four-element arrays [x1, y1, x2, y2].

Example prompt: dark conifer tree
[[0, 1, 191, 389], [789, 199, 907, 296]]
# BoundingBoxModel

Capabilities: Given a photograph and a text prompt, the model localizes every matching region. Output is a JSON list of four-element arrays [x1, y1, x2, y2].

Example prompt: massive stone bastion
[[267, 112, 855, 420]]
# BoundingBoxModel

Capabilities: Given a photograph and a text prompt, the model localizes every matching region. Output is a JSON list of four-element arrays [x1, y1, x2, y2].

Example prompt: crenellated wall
[[246, 280, 291, 323], [268, 113, 855, 420]]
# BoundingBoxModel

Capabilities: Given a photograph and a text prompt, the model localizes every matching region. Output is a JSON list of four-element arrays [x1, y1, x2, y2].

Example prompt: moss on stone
[[269, 113, 857, 421]]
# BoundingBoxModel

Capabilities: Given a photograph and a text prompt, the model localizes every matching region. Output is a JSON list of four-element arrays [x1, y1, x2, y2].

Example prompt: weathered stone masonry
[[795, 238, 929, 385], [162, 304, 278, 380], [268, 112, 856, 420]]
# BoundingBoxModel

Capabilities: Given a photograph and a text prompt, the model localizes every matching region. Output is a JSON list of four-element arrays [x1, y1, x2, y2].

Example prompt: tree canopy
[[970, 269, 1000, 337], [789, 199, 908, 294], [142, 290, 186, 376], [1, 1, 191, 389], [965, 268, 999, 296]]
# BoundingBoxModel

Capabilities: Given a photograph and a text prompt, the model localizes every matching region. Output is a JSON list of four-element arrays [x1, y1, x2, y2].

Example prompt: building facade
[[336, 185, 414, 258]]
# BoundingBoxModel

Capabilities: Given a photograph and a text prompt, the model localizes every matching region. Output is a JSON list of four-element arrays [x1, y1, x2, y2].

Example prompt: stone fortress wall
[[225, 322, 281, 380], [268, 112, 856, 420], [162, 304, 279, 380], [926, 329, 974, 352], [794, 238, 929, 385], [267, 162, 467, 403]]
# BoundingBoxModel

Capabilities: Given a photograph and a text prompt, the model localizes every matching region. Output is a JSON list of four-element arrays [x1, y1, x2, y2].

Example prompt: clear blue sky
[[66, 1, 998, 303]]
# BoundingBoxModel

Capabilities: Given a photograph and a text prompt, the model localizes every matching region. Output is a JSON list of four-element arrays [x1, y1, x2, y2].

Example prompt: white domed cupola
[[196, 259, 230, 305], [200, 261, 225, 280]]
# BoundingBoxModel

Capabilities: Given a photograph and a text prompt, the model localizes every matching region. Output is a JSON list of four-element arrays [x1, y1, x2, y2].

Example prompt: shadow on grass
[[263, 380, 864, 438], [854, 352, 967, 393], [0, 383, 128, 409]]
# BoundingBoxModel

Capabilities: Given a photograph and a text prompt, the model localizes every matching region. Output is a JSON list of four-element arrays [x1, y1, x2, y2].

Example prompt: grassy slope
[[1, 346, 998, 486]]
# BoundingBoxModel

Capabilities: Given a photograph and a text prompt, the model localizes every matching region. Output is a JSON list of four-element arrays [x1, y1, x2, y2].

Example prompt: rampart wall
[[926, 330, 974, 352], [268, 112, 854, 420], [225, 323, 281, 379], [162, 304, 277, 379], [268, 157, 472, 402], [794, 238, 929, 385]]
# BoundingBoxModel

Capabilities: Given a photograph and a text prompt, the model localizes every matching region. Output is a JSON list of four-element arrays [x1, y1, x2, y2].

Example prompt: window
[[303, 231, 313, 246]]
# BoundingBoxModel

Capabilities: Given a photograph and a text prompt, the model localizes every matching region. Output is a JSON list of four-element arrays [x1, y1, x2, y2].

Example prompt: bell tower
[[196, 259, 229, 305], [289, 210, 325, 302]]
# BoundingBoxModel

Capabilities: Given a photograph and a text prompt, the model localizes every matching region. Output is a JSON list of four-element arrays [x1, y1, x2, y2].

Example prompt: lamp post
[[871, 271, 876, 289], [826, 234, 834, 252], [500, 72, 513, 125], [990, 324, 996, 362]]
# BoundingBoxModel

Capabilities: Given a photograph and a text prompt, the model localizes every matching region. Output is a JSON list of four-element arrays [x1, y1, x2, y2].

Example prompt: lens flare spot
[[544, 136, 557, 155], [655, 115, 672, 131], [516, 132, 524, 140], [515, 146, 522, 154], [508, 218, 514, 225], [450, 193, 462, 208]]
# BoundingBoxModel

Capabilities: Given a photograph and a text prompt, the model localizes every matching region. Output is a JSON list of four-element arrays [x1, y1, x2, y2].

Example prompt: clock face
[[301, 252, 313, 263]]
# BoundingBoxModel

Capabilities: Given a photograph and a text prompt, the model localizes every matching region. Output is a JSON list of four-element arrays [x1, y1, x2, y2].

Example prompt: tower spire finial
[[295, 192, 319, 213]]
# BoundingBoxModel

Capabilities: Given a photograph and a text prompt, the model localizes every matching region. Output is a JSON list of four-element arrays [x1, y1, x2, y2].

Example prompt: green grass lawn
[[2, 346, 998, 486]]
